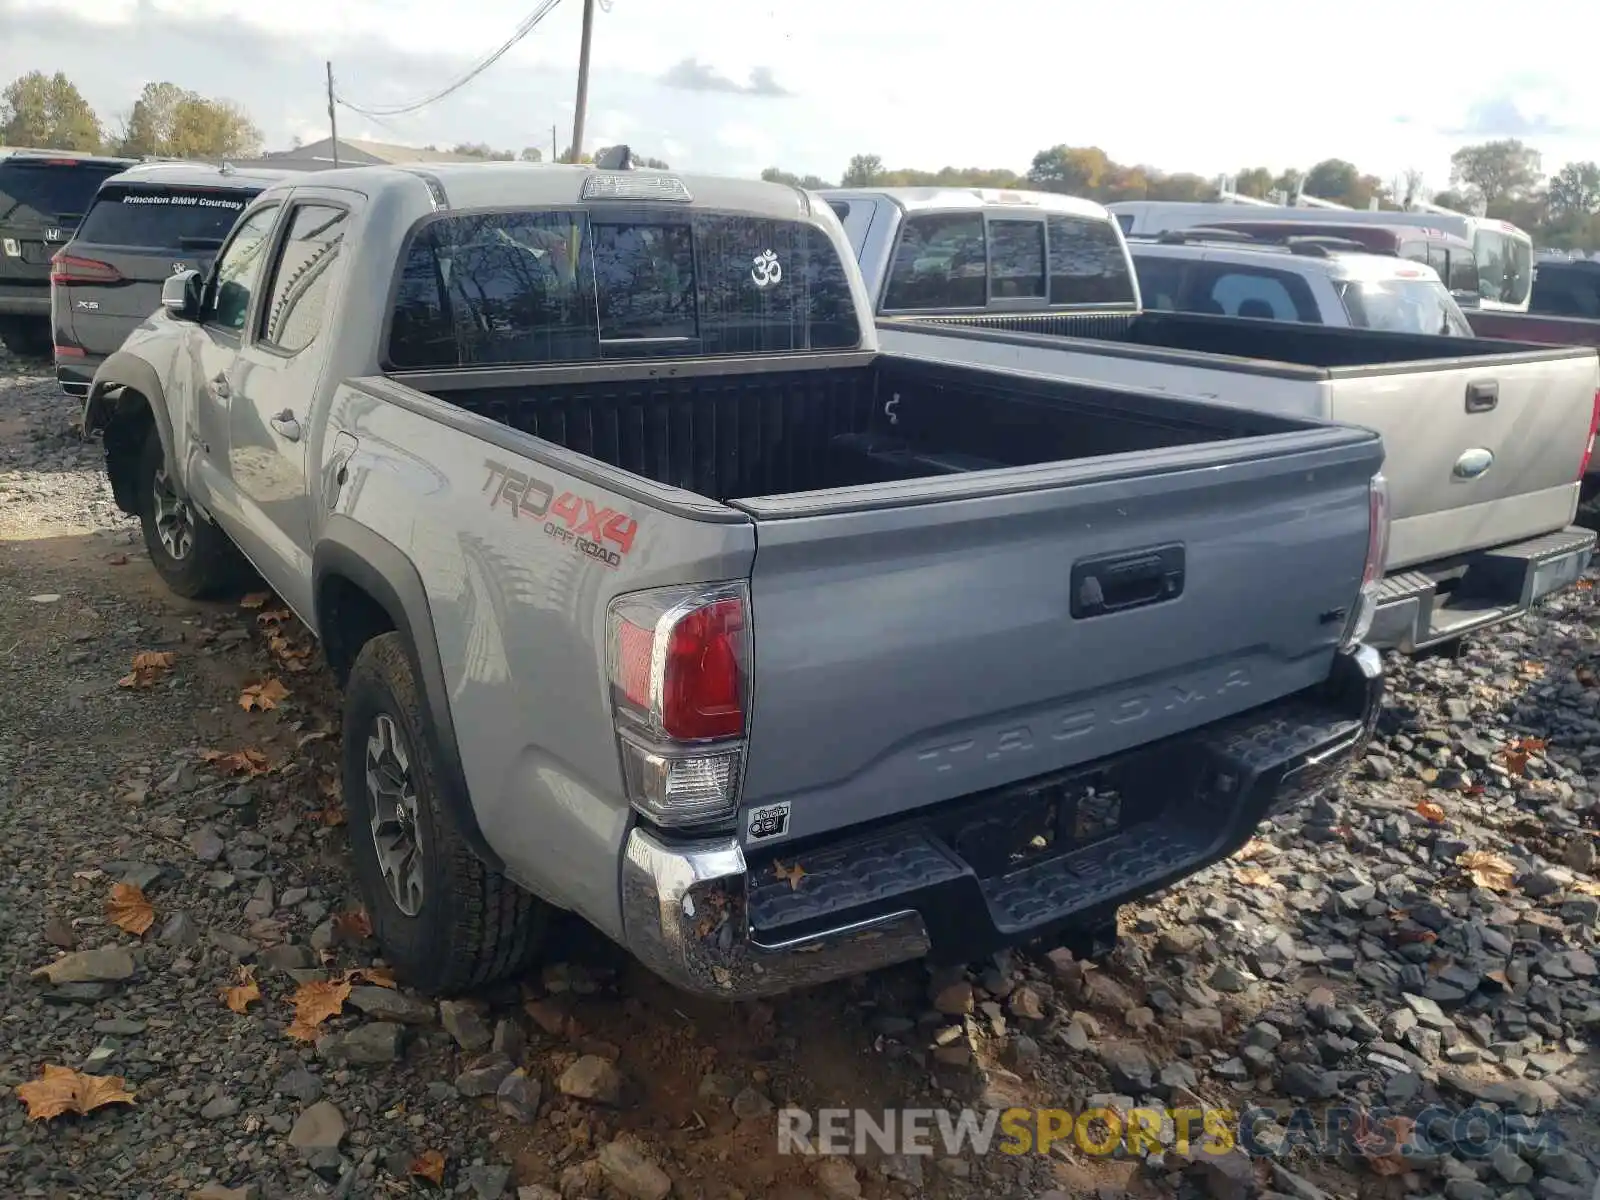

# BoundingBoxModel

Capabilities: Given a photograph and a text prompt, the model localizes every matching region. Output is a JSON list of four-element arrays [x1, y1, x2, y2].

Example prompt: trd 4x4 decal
[[482, 460, 639, 569]]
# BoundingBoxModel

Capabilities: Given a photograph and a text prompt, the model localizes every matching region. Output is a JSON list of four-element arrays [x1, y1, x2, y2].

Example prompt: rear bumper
[[1369, 526, 1595, 653], [0, 284, 49, 317], [55, 354, 101, 396], [620, 644, 1382, 999]]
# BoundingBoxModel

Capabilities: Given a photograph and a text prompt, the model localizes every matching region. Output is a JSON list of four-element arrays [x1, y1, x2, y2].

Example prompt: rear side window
[[259, 204, 349, 354], [387, 208, 860, 369], [1129, 254, 1185, 310], [1047, 214, 1135, 305], [0, 161, 122, 224], [74, 186, 252, 250], [1189, 266, 1318, 323], [883, 213, 986, 310]]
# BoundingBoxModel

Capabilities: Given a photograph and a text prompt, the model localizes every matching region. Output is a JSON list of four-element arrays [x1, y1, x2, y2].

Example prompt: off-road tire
[[342, 632, 548, 994], [135, 427, 247, 598]]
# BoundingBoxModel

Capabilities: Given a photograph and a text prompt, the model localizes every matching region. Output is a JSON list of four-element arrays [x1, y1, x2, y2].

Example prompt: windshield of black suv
[[0, 159, 125, 226], [386, 208, 862, 368], [74, 185, 254, 250], [1336, 278, 1474, 337]]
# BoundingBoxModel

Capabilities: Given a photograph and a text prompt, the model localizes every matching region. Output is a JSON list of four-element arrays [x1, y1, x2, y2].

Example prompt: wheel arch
[[84, 352, 180, 514], [313, 515, 505, 872]]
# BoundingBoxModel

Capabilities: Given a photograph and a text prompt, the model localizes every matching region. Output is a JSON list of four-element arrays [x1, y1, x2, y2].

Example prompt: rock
[[439, 999, 492, 1050], [31, 945, 135, 984], [287, 1100, 346, 1155], [456, 1053, 516, 1097], [559, 1054, 624, 1105], [258, 944, 314, 974], [41, 915, 77, 949], [518, 1189, 562, 1200], [697, 1072, 740, 1101], [318, 1022, 404, 1065], [1208, 963, 1249, 993], [931, 980, 975, 1016], [189, 824, 225, 863], [814, 1158, 862, 1199], [207, 929, 256, 961], [159, 911, 200, 947], [346, 985, 435, 1024], [274, 1067, 323, 1103], [492, 1016, 527, 1060], [1097, 1041, 1154, 1093], [497, 1068, 541, 1123], [1563, 835, 1596, 873], [1191, 1148, 1256, 1200], [200, 1093, 241, 1119], [732, 1085, 774, 1120], [597, 1138, 672, 1200], [1007, 985, 1046, 1021], [1491, 1143, 1533, 1185], [193, 1187, 258, 1200], [1280, 1062, 1340, 1101], [467, 1165, 513, 1199], [1444, 1182, 1494, 1200]]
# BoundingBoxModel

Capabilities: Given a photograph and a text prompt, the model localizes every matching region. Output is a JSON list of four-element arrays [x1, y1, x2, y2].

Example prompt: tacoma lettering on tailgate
[[482, 459, 639, 569], [916, 668, 1251, 774]]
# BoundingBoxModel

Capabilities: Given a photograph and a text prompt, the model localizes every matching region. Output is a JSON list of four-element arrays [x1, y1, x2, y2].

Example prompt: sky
[[2, 0, 1598, 196]]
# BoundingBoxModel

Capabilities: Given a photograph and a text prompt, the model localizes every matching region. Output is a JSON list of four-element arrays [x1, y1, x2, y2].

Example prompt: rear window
[[75, 185, 253, 250], [1337, 278, 1473, 337], [0, 160, 123, 225], [387, 208, 861, 369], [882, 211, 1135, 311]]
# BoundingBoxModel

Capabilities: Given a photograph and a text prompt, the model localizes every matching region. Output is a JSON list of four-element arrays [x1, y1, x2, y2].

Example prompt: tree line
[[766, 141, 1600, 252]]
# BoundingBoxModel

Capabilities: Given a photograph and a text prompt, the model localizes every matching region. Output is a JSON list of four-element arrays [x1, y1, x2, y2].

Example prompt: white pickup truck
[[821, 186, 1600, 653]]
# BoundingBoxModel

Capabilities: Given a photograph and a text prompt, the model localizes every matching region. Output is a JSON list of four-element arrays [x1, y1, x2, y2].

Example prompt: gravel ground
[[2, 347, 1598, 1200]]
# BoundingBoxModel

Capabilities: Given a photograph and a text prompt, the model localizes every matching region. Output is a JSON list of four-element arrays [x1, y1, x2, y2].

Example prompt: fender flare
[[313, 515, 504, 872], [84, 351, 179, 486]]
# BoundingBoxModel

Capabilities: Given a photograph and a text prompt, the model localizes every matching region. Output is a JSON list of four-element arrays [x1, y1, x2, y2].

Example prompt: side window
[[1129, 254, 1185, 310], [1446, 250, 1480, 298], [388, 210, 596, 368], [988, 219, 1045, 299], [1047, 215, 1136, 305], [1114, 213, 1134, 235], [882, 213, 986, 310], [1424, 244, 1449, 278], [1194, 267, 1318, 322], [209, 205, 280, 333], [258, 204, 349, 354]]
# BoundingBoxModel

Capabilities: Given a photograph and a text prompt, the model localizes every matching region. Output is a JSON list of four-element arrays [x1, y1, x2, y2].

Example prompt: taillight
[[1342, 472, 1390, 650], [1578, 388, 1600, 480], [607, 582, 750, 829], [50, 253, 122, 286]]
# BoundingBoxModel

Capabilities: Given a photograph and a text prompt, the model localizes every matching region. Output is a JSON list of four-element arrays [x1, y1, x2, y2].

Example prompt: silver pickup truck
[[822, 187, 1599, 654], [82, 161, 1385, 999]]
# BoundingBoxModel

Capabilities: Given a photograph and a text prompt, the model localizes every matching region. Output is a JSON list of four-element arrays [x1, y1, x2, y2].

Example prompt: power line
[[336, 0, 564, 119]]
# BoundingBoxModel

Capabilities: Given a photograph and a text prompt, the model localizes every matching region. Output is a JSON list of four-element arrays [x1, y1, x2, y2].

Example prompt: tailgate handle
[[1071, 543, 1185, 620], [1465, 380, 1498, 413]]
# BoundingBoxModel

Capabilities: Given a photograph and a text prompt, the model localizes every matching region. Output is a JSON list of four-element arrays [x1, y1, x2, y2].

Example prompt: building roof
[[265, 137, 493, 166]]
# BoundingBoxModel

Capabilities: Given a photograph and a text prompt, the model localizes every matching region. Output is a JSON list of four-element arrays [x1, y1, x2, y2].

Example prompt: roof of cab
[[101, 160, 305, 191], [257, 161, 822, 221], [818, 186, 1112, 222], [1130, 239, 1447, 285]]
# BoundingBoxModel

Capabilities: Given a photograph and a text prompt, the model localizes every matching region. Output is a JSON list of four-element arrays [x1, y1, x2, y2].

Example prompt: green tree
[[1232, 167, 1274, 198], [451, 142, 514, 160], [118, 82, 261, 159], [1026, 145, 1112, 194], [1146, 172, 1213, 202], [1450, 139, 1542, 209], [1547, 161, 1600, 218], [0, 71, 102, 151], [1302, 158, 1360, 204], [840, 154, 883, 187], [762, 167, 833, 189], [519, 146, 543, 162], [1272, 168, 1304, 198]]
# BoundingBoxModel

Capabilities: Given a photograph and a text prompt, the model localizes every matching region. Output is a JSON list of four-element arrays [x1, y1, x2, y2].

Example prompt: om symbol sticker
[[751, 249, 782, 288]]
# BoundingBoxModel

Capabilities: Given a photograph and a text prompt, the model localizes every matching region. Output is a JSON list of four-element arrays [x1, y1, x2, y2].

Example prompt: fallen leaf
[[1571, 878, 1600, 897], [772, 860, 806, 891], [106, 553, 128, 566], [409, 1149, 446, 1185], [239, 592, 273, 609], [1356, 1111, 1415, 1176], [239, 678, 290, 712], [345, 965, 396, 989], [198, 748, 272, 777], [1234, 837, 1271, 861], [318, 805, 347, 828], [117, 650, 175, 689], [15, 1065, 135, 1121], [1500, 737, 1548, 777], [1234, 866, 1276, 887], [332, 909, 372, 941], [1394, 928, 1437, 945], [1576, 578, 1594, 590], [268, 632, 314, 672], [256, 608, 292, 627], [285, 978, 352, 1041], [222, 966, 260, 1014], [1415, 799, 1446, 823], [1457, 850, 1516, 891], [105, 883, 155, 936]]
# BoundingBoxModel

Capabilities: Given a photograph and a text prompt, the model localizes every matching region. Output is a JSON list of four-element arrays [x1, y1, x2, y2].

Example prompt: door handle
[[211, 374, 231, 399], [1465, 380, 1498, 413], [1070, 543, 1186, 619], [269, 410, 302, 442]]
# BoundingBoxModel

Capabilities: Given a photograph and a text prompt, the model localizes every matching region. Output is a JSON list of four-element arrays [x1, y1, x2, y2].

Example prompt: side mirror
[[161, 270, 204, 321]]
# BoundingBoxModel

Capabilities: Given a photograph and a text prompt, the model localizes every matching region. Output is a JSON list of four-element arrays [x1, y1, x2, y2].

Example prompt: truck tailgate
[[1331, 354, 1596, 569], [733, 428, 1382, 845]]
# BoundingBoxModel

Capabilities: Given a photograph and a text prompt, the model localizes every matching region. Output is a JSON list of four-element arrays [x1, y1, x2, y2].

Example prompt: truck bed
[[416, 355, 1315, 503]]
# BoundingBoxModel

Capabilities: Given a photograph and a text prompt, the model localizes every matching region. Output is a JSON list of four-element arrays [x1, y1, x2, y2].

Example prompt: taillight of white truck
[[605, 582, 751, 830]]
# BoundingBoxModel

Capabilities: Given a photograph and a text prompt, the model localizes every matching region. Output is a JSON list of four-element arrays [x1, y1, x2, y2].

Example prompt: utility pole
[[551, 124, 558, 164], [326, 62, 340, 166], [569, 0, 596, 163]]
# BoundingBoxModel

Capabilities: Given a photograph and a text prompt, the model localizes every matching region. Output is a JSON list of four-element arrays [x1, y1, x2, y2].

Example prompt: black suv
[[51, 160, 303, 394], [0, 150, 135, 357]]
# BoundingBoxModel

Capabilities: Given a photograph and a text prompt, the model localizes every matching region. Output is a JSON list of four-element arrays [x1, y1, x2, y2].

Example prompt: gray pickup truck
[[822, 187, 1599, 654], [83, 160, 1385, 999]]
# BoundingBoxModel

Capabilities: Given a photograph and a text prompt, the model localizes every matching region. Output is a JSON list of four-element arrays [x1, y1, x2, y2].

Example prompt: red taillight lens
[[54, 345, 85, 358], [661, 598, 745, 741], [1579, 388, 1600, 480], [50, 253, 122, 285]]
